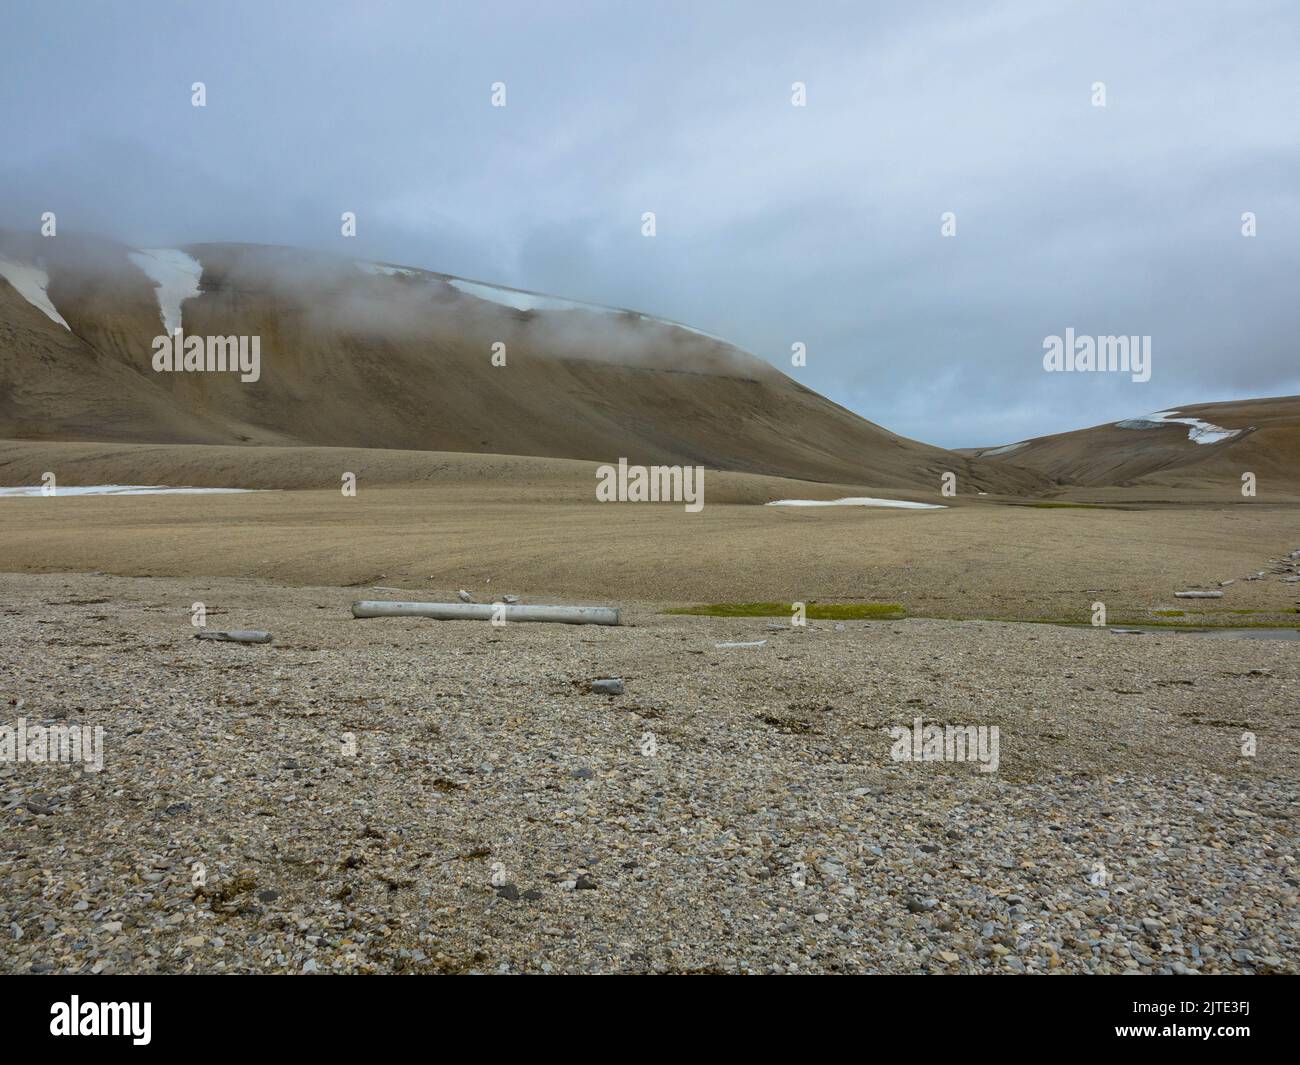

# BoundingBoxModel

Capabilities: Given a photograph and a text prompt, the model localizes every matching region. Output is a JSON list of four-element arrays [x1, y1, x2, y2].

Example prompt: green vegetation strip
[[665, 604, 1298, 628], [929, 615, 1300, 630], [666, 602, 905, 620]]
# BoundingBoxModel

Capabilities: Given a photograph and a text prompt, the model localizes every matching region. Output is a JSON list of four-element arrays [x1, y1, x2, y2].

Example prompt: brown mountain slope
[[0, 233, 1044, 495], [969, 396, 1300, 494]]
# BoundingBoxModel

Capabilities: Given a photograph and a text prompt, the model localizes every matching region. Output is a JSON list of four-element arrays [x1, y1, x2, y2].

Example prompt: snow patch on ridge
[[766, 497, 946, 509], [358, 261, 422, 279], [447, 278, 580, 313], [980, 441, 1027, 457], [357, 260, 726, 341], [0, 257, 70, 330], [1115, 410, 1246, 445], [129, 248, 203, 334], [447, 277, 728, 341]]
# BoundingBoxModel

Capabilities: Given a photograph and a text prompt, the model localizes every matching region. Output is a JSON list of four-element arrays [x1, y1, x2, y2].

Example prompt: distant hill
[[0, 232, 1045, 496], [966, 396, 1300, 493]]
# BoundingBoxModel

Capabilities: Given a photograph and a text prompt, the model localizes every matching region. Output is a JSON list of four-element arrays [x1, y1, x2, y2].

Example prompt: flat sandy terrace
[[0, 570, 1297, 974], [0, 478, 1298, 625]]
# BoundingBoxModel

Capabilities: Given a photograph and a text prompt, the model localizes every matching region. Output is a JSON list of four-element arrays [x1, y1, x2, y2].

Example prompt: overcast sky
[[2, 0, 1298, 446]]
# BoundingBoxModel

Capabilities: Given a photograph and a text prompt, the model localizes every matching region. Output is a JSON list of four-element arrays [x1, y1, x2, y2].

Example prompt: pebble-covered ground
[[1, 572, 1296, 974]]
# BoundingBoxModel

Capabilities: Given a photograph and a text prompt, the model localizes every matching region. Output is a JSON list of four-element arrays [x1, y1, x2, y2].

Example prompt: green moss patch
[[666, 602, 905, 620]]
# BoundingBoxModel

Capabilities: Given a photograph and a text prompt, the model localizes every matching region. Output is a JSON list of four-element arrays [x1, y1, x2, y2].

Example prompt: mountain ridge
[[0, 232, 1046, 495]]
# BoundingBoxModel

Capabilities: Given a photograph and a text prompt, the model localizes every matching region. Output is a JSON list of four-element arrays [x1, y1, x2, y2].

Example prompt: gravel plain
[[1, 571, 1297, 975]]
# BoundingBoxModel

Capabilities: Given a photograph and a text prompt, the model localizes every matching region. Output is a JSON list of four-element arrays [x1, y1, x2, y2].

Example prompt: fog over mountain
[[2, 0, 1298, 447]]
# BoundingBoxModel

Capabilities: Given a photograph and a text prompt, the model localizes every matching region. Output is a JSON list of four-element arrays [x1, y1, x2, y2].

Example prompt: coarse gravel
[[1, 572, 1296, 975]]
